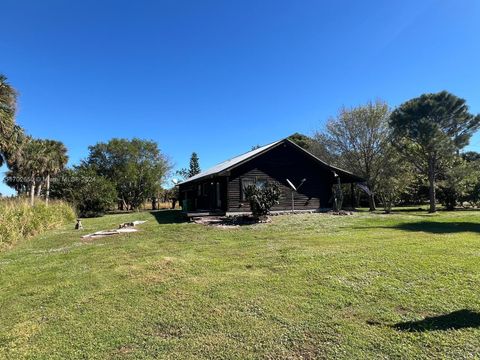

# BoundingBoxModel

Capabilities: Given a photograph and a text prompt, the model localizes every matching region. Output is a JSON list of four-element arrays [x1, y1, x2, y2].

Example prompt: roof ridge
[[214, 139, 279, 165]]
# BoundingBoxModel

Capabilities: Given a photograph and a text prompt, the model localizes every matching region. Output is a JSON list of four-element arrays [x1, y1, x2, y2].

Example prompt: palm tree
[[7, 138, 48, 205], [0, 74, 18, 166], [42, 140, 68, 205], [5, 138, 67, 205], [25, 140, 49, 205]]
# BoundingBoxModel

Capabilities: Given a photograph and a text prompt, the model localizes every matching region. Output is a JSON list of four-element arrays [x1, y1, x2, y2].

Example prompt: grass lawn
[[1, 209, 480, 359]]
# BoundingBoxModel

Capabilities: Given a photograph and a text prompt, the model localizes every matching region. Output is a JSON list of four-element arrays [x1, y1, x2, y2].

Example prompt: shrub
[[376, 153, 415, 214], [50, 167, 117, 217], [437, 158, 478, 210], [0, 199, 76, 251], [244, 182, 281, 219]]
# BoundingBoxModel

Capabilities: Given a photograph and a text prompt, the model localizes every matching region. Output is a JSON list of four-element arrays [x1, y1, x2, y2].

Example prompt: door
[[207, 182, 222, 210], [216, 182, 221, 208]]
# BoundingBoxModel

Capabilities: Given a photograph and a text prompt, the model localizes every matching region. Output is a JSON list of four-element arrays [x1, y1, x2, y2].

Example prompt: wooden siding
[[227, 141, 338, 212]]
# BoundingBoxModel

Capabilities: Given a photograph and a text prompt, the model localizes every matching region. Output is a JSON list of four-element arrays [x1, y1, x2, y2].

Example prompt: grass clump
[[0, 199, 76, 251]]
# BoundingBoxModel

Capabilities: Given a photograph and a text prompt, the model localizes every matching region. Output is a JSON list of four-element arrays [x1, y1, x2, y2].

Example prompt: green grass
[[1, 209, 480, 359]]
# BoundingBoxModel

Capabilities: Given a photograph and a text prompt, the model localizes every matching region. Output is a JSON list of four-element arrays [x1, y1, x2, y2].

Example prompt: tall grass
[[0, 199, 76, 251]]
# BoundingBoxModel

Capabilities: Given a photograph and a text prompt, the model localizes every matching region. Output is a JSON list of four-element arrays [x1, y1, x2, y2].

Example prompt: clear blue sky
[[1, 0, 479, 195]]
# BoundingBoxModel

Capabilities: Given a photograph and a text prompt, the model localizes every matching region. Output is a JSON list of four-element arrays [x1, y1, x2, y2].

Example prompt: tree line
[[290, 92, 480, 213]]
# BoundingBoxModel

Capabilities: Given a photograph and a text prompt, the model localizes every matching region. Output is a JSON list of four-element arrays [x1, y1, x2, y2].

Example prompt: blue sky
[[1, 0, 479, 195]]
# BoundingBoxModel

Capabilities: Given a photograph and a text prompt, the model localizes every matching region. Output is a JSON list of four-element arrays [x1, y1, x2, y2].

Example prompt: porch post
[[225, 176, 229, 212], [351, 183, 355, 210]]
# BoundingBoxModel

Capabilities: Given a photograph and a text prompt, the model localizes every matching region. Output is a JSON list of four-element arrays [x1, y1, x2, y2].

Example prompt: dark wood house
[[177, 138, 363, 215]]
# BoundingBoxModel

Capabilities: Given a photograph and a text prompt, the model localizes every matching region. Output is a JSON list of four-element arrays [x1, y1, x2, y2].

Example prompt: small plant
[[244, 182, 281, 219]]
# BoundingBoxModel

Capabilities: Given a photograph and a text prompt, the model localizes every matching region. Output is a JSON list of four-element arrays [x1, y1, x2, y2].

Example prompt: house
[[177, 137, 363, 215]]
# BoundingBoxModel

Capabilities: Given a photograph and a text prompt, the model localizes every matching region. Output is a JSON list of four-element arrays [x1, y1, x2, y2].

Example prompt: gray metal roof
[[177, 140, 282, 185], [177, 138, 364, 185]]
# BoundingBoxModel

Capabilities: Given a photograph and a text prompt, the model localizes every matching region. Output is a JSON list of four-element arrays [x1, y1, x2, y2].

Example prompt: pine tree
[[188, 152, 201, 177]]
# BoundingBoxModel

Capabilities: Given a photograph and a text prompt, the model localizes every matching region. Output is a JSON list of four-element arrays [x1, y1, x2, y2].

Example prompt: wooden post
[[291, 190, 295, 212], [225, 176, 229, 213], [351, 183, 355, 210]]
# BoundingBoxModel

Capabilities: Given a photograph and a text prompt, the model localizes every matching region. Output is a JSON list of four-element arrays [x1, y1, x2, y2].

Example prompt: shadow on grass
[[393, 310, 480, 332], [149, 210, 188, 224], [355, 221, 480, 234], [393, 221, 480, 234]]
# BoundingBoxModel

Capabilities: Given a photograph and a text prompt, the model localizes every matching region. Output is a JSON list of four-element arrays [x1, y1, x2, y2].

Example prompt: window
[[241, 177, 267, 201], [241, 178, 255, 201], [197, 185, 201, 196], [256, 178, 267, 189]]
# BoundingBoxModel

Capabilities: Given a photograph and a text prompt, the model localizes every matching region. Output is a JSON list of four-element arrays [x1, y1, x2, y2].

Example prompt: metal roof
[[177, 140, 283, 185], [177, 138, 364, 185]]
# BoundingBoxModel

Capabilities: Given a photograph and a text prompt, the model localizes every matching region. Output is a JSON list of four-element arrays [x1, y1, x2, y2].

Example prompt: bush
[[0, 199, 76, 251], [50, 167, 117, 217], [437, 158, 478, 210], [244, 183, 281, 219]]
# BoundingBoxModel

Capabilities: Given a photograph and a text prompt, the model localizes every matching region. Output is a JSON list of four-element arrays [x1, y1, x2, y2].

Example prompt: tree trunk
[[36, 182, 43, 197], [355, 189, 361, 207], [119, 199, 127, 211], [45, 174, 50, 205], [428, 157, 437, 213], [30, 175, 36, 206], [385, 197, 392, 214], [368, 194, 376, 211]]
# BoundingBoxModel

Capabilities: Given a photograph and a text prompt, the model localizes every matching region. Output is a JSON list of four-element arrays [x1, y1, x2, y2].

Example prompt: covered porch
[[179, 176, 228, 214]]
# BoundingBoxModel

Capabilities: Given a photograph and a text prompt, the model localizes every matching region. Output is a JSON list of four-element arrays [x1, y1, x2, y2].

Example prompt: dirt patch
[[326, 210, 354, 215], [114, 345, 135, 355], [81, 220, 147, 240], [191, 215, 265, 228], [151, 322, 185, 339]]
